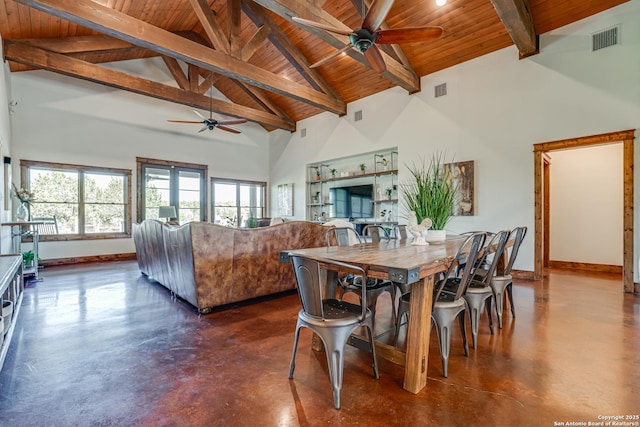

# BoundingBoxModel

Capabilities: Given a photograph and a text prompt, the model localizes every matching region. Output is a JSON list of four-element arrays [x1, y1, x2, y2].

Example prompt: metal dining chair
[[326, 226, 395, 330], [288, 254, 379, 409], [393, 224, 408, 240], [395, 232, 487, 377], [325, 226, 362, 247], [458, 229, 511, 349], [488, 226, 527, 328], [362, 224, 390, 242]]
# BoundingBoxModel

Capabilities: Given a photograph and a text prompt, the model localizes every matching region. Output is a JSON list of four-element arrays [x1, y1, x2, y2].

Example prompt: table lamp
[[158, 206, 176, 223]]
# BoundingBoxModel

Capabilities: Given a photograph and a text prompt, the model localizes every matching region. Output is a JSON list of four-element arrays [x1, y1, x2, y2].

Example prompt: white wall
[[269, 0, 640, 273], [7, 58, 271, 260], [0, 36, 14, 254], [549, 144, 623, 265]]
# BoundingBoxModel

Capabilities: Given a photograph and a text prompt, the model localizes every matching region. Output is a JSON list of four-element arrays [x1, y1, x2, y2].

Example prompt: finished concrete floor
[[0, 261, 638, 426]]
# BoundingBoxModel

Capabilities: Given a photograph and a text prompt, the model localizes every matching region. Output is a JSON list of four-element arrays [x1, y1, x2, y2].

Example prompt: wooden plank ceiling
[[0, 0, 628, 132]]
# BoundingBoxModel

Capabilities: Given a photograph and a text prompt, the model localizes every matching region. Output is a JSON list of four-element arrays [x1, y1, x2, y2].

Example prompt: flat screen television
[[329, 184, 374, 219]]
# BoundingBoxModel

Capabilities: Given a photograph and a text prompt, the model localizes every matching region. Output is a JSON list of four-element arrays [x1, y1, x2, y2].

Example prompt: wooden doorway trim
[[533, 129, 637, 293]]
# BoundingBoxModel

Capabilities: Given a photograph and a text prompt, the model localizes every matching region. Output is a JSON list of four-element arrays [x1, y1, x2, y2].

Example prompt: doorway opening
[[533, 129, 636, 293]]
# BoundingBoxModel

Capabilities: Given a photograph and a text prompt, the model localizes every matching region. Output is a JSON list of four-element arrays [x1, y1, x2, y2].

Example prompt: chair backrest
[[289, 254, 368, 321], [393, 225, 408, 240], [434, 232, 486, 302], [31, 216, 59, 235], [326, 226, 362, 247], [362, 224, 390, 242], [474, 229, 511, 284], [503, 226, 527, 275]]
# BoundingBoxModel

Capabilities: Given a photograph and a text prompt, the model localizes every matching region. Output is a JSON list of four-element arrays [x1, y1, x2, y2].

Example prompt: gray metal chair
[[395, 232, 487, 377], [325, 226, 362, 247], [327, 226, 395, 330], [288, 254, 379, 409], [489, 226, 527, 328], [459, 229, 511, 348], [393, 224, 408, 240], [362, 224, 390, 242]]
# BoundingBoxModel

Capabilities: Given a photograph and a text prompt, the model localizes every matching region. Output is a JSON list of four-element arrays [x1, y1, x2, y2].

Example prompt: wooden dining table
[[281, 235, 470, 394]]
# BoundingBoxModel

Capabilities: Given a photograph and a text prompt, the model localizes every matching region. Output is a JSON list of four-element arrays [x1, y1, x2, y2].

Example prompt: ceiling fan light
[[435, 0, 447, 6]]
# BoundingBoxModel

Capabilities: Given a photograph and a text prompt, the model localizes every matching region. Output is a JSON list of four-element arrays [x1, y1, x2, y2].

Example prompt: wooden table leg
[[403, 275, 434, 394]]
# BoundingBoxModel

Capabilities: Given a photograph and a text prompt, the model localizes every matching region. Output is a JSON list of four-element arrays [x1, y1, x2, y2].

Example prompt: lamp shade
[[158, 205, 176, 219]]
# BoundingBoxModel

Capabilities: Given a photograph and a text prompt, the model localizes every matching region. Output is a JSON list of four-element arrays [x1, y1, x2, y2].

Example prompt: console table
[[0, 255, 23, 372], [1, 221, 43, 280]]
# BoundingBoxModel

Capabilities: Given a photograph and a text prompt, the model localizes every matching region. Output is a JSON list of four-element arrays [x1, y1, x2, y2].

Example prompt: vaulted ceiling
[[0, 0, 628, 132]]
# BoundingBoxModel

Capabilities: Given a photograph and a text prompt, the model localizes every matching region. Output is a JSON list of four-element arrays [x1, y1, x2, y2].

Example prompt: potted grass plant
[[402, 152, 457, 242]]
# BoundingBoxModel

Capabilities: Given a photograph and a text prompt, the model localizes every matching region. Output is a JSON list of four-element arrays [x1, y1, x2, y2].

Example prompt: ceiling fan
[[292, 0, 444, 73], [167, 76, 247, 134]]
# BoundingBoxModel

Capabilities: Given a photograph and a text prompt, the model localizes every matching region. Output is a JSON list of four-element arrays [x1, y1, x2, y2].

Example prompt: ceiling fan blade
[[376, 26, 444, 44], [167, 120, 204, 124], [310, 44, 352, 68], [217, 125, 242, 134], [292, 16, 354, 37], [193, 110, 207, 121], [217, 118, 248, 125], [364, 44, 386, 73], [198, 125, 209, 133], [362, 0, 395, 33]]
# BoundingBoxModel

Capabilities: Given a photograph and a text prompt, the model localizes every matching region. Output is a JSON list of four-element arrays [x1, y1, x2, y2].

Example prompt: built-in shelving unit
[[306, 149, 399, 227], [0, 255, 24, 372]]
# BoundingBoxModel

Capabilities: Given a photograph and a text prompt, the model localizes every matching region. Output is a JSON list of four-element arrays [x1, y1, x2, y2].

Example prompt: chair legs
[[463, 292, 494, 349], [489, 275, 514, 329], [288, 320, 378, 410], [431, 304, 468, 378], [288, 320, 303, 379], [393, 293, 410, 346]]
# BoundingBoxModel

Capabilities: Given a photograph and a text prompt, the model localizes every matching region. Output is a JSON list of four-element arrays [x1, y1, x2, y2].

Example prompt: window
[[21, 160, 131, 240], [137, 158, 207, 223], [211, 178, 266, 227]]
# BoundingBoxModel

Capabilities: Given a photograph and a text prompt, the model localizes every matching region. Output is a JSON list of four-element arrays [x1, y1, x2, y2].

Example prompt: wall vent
[[300, 128, 307, 138], [592, 25, 620, 51], [435, 83, 447, 98], [354, 110, 363, 121]]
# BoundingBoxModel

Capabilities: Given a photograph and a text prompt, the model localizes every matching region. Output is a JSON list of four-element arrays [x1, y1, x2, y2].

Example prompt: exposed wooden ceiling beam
[[241, 25, 270, 62], [188, 0, 230, 54], [242, 0, 341, 99], [253, 0, 420, 93], [3, 40, 296, 131], [489, 0, 538, 57], [17, 34, 135, 54], [14, 0, 346, 116], [228, 0, 243, 58], [162, 56, 190, 90]]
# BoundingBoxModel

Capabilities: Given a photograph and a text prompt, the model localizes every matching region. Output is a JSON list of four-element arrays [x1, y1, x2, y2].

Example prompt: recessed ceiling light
[[435, 0, 447, 6]]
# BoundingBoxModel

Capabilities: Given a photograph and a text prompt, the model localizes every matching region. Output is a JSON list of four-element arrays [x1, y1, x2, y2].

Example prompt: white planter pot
[[426, 229, 446, 243]]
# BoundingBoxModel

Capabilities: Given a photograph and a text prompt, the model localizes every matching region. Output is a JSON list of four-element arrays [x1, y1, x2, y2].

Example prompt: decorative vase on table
[[16, 202, 28, 221]]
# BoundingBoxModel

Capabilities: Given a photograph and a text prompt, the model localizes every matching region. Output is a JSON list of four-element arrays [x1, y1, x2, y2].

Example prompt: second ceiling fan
[[293, 0, 444, 73], [167, 74, 247, 134]]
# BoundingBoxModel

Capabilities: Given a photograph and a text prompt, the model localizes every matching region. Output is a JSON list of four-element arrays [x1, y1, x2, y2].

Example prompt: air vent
[[354, 110, 363, 122], [592, 25, 619, 51], [435, 83, 447, 98], [300, 128, 307, 138]]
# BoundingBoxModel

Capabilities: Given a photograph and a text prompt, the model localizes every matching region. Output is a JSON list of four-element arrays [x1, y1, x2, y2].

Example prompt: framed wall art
[[445, 160, 474, 216], [277, 183, 294, 217]]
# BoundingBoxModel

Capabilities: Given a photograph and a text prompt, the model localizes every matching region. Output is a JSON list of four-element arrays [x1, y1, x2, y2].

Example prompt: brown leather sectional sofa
[[132, 220, 329, 313]]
